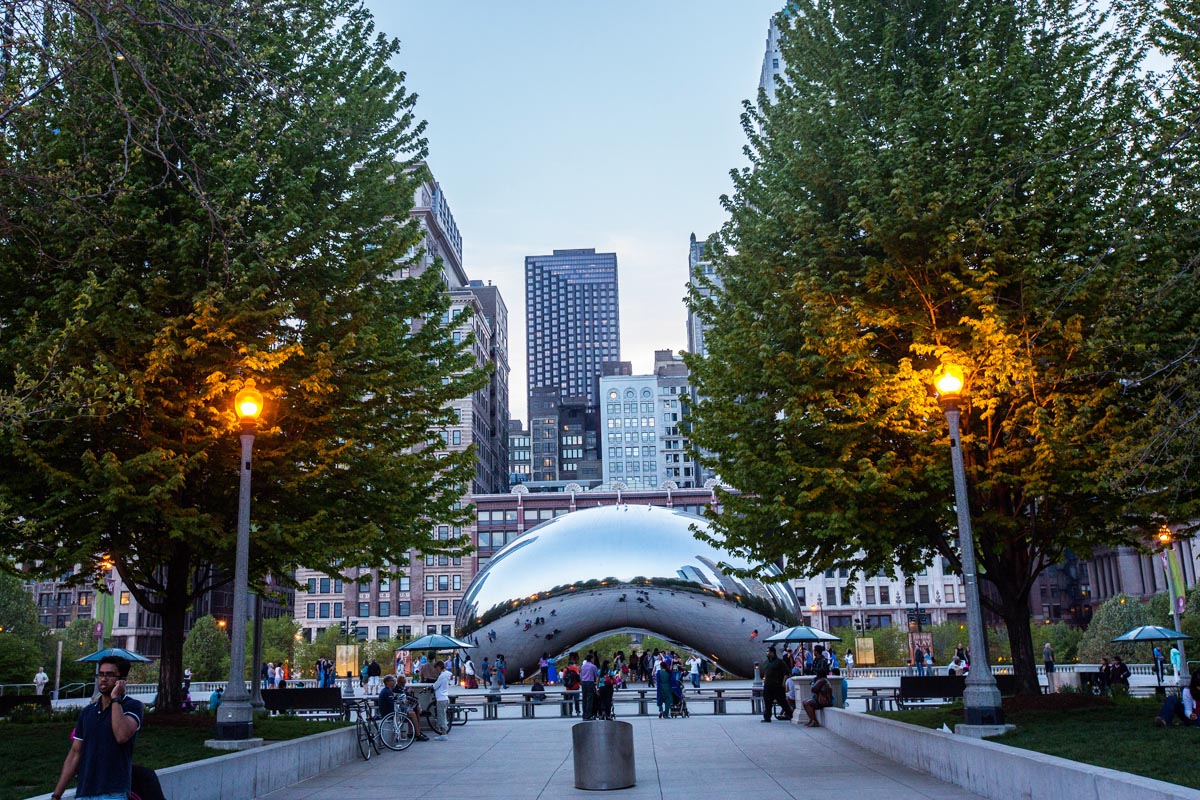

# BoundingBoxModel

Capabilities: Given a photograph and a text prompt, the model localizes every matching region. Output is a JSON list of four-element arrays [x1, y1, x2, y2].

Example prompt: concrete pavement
[[261, 714, 984, 800]]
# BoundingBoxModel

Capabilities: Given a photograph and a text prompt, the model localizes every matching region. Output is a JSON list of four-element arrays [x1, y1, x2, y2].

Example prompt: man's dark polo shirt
[[74, 695, 144, 796]]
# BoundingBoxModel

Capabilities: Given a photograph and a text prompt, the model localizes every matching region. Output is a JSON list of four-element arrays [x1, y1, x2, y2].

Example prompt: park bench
[[895, 674, 1022, 708], [260, 687, 344, 719], [0, 694, 52, 716]]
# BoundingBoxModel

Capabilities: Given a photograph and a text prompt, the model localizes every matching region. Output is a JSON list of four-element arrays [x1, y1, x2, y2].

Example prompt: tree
[[45, 617, 101, 685], [182, 615, 230, 682], [0, 0, 486, 711], [1077, 594, 1153, 663], [0, 573, 41, 639], [686, 0, 1164, 693]]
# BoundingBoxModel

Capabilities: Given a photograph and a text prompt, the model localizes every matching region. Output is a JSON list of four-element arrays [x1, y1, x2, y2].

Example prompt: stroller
[[596, 675, 617, 720], [669, 681, 689, 718]]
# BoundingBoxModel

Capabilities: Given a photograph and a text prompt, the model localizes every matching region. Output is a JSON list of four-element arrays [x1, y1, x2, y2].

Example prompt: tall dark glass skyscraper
[[525, 248, 620, 483], [525, 248, 620, 410]]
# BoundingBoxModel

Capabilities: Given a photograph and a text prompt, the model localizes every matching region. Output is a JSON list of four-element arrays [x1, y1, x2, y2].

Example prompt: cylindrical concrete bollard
[[573, 720, 636, 790]]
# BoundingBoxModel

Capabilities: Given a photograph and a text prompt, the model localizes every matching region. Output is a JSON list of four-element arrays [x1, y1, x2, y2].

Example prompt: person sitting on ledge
[[529, 679, 547, 703], [1156, 672, 1200, 727], [802, 665, 833, 728]]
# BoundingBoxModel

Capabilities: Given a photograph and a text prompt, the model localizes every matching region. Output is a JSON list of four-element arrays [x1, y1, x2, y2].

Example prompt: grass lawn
[[873, 694, 1200, 789], [0, 711, 349, 800]]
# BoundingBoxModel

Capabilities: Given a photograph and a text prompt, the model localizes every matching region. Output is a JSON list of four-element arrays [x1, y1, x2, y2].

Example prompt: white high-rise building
[[758, 20, 784, 104], [599, 350, 699, 489]]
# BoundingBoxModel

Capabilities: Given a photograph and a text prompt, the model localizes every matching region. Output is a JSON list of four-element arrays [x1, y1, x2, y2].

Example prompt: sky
[[366, 1, 784, 423]]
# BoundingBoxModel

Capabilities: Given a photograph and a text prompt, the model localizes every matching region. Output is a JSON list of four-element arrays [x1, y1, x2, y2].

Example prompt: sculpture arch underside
[[454, 505, 801, 678]]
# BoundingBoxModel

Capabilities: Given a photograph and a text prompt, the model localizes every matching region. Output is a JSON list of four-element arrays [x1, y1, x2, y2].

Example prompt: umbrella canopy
[[1111, 625, 1193, 643], [76, 647, 153, 663], [395, 634, 476, 652], [764, 625, 840, 643]]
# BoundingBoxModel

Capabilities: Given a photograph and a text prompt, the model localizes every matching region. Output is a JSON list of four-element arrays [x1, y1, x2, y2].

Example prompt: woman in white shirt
[[1156, 672, 1200, 727]]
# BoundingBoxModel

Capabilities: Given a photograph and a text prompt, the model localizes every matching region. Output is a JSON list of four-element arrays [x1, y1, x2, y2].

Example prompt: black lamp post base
[[963, 705, 1005, 725], [215, 720, 253, 740]]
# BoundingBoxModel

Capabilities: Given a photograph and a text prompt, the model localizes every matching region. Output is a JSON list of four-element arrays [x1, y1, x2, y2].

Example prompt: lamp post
[[934, 364, 1004, 725], [215, 387, 263, 743], [809, 599, 822, 630], [1156, 524, 1189, 687]]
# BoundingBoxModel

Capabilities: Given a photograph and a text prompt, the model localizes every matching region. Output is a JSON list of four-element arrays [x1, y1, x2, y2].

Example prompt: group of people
[[760, 644, 839, 726], [260, 660, 290, 690], [377, 659, 452, 741]]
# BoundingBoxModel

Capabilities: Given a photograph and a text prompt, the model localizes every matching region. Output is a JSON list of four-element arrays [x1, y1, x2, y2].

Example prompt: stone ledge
[[29, 726, 356, 800], [821, 708, 1200, 800]]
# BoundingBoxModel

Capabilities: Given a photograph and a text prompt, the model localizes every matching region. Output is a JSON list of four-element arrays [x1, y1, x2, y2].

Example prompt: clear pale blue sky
[[366, 2, 783, 422]]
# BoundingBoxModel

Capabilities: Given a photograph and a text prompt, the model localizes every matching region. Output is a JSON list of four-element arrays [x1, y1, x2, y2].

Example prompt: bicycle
[[350, 699, 382, 759], [419, 696, 451, 736]]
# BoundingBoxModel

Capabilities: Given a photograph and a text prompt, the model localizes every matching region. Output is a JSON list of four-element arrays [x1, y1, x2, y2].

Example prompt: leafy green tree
[[0, 0, 485, 711], [183, 615, 230, 682], [686, 0, 1164, 692], [0, 573, 42, 640], [44, 617, 102, 685], [1077, 594, 1152, 663]]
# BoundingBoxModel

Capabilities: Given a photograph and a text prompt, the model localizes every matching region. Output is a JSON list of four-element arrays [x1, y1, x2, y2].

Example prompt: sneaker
[[1155, 717, 1167, 728], [435, 735, 448, 741], [416, 734, 430, 741]]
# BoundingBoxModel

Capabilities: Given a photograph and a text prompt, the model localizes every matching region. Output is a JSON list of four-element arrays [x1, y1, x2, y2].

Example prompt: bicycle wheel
[[369, 715, 382, 755], [356, 717, 372, 760], [379, 712, 416, 751], [428, 702, 450, 736]]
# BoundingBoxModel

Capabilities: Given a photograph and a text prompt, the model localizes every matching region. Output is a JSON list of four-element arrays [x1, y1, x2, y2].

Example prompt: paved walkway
[[262, 715, 983, 800]]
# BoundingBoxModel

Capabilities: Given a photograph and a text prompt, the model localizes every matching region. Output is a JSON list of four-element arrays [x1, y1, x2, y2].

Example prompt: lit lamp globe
[[933, 364, 965, 400], [235, 388, 263, 425]]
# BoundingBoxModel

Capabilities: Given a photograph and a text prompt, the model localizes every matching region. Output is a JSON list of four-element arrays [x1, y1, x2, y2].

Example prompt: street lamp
[[933, 364, 1004, 725], [1157, 524, 1189, 687], [215, 386, 263, 744], [809, 599, 822, 630]]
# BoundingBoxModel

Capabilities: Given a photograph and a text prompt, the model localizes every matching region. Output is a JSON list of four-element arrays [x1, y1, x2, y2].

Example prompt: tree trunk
[[155, 556, 192, 713], [999, 594, 1039, 694]]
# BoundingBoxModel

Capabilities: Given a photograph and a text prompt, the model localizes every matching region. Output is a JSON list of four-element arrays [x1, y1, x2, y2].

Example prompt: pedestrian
[[687, 653, 702, 689], [464, 655, 477, 689], [275, 662, 285, 690], [1110, 655, 1131, 690], [844, 649, 855, 679], [1171, 645, 1182, 678], [802, 665, 834, 727], [50, 656, 144, 800], [760, 645, 789, 722], [431, 660, 451, 741], [183, 665, 192, 693], [1153, 645, 1165, 683], [579, 653, 599, 719], [655, 655, 673, 717], [34, 666, 49, 696], [1043, 642, 1055, 674], [367, 659, 382, 694], [496, 654, 507, 689], [1156, 672, 1200, 727], [539, 653, 549, 683], [262, 661, 271, 689], [913, 646, 925, 676]]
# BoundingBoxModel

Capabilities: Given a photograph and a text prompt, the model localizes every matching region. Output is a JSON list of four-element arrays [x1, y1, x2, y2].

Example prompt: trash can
[[573, 720, 635, 790]]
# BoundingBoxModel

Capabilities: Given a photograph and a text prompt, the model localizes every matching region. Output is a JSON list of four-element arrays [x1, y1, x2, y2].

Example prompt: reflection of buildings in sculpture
[[455, 504, 801, 677]]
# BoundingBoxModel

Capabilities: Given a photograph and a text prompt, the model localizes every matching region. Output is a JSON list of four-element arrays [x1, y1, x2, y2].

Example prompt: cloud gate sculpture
[[454, 504, 800, 678]]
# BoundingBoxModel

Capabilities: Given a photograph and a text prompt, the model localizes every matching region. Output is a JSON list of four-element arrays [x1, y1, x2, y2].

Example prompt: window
[[879, 586, 890, 604], [119, 591, 130, 605], [378, 601, 390, 616], [358, 601, 369, 617], [425, 600, 435, 616], [307, 578, 317, 593], [333, 602, 343, 618], [944, 584, 956, 603], [866, 586, 876, 605], [796, 587, 806, 605], [399, 576, 410, 592], [377, 626, 390, 639], [334, 579, 343, 593], [453, 600, 461, 614], [380, 577, 390, 592], [319, 602, 330, 619], [426, 575, 435, 591], [438, 600, 449, 615], [438, 555, 449, 566], [118, 612, 129, 626], [426, 554, 435, 566], [904, 585, 915, 604], [438, 575, 449, 591], [307, 603, 316, 619], [398, 601, 410, 616], [319, 578, 330, 593], [918, 584, 930, 604], [825, 586, 836, 606]]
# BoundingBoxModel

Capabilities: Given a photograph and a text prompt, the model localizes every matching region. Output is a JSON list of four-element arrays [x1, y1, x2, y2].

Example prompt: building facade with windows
[[507, 419, 531, 487], [792, 561, 967, 633], [598, 350, 699, 489]]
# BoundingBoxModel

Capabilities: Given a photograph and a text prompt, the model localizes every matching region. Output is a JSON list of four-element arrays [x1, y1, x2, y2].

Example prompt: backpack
[[815, 679, 834, 708], [563, 669, 580, 690]]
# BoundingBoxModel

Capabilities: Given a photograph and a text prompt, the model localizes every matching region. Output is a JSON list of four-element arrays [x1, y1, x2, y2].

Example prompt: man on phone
[[51, 655, 144, 800]]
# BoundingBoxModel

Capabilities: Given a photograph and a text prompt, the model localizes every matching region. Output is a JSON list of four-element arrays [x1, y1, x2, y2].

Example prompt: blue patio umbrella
[[396, 634, 476, 651], [764, 625, 840, 643], [1111, 625, 1192, 643], [76, 647, 153, 663]]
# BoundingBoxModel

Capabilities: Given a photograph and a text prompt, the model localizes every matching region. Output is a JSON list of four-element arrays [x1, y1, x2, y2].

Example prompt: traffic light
[[863, 617, 871, 631], [350, 619, 359, 637], [338, 620, 348, 636], [853, 618, 863, 633]]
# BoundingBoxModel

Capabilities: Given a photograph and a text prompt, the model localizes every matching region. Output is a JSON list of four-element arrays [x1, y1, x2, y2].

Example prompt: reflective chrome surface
[[455, 505, 800, 678]]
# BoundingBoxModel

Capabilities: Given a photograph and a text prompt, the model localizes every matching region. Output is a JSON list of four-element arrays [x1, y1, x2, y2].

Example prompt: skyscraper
[[759, 19, 784, 104], [525, 248, 621, 412]]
